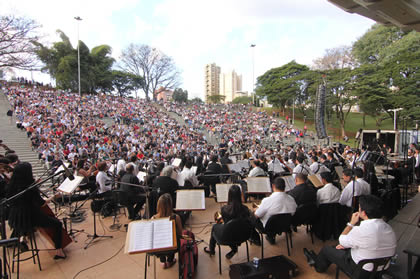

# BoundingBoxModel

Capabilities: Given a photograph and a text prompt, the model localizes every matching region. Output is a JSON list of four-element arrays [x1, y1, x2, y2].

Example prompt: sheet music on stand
[[246, 177, 271, 194], [237, 160, 250, 170], [137, 171, 147, 182], [57, 176, 84, 194], [334, 166, 346, 189], [227, 163, 242, 173], [229, 156, 237, 163], [175, 189, 205, 211], [172, 158, 182, 167], [283, 175, 296, 191], [125, 218, 177, 254], [54, 162, 71, 175], [215, 184, 234, 203], [272, 162, 285, 174], [308, 174, 324, 188], [191, 166, 198, 175]]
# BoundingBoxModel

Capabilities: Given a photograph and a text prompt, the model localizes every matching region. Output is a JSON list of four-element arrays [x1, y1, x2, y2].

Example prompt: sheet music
[[246, 177, 271, 193], [128, 221, 153, 253], [229, 156, 237, 163], [335, 166, 344, 179], [283, 175, 296, 191], [57, 176, 84, 194], [237, 160, 250, 169], [215, 184, 233, 203], [227, 163, 242, 173], [152, 219, 173, 249], [176, 190, 205, 210], [172, 158, 182, 167], [109, 164, 116, 173], [137, 171, 147, 182], [54, 162, 71, 175], [272, 163, 284, 174], [308, 174, 323, 188]]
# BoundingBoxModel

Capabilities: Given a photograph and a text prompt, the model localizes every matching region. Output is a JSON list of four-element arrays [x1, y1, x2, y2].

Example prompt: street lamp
[[250, 44, 256, 105], [74, 16, 82, 96], [387, 108, 403, 130]]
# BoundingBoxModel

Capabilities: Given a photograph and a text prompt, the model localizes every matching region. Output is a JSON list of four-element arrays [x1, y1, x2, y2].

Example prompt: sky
[[1, 0, 375, 99]]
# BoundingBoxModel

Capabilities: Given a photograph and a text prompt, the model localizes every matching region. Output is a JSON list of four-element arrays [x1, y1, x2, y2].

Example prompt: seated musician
[[339, 169, 370, 209], [292, 156, 310, 179], [304, 195, 396, 277], [152, 166, 179, 204], [248, 159, 265, 177], [76, 158, 97, 192], [253, 177, 297, 245], [96, 161, 112, 194], [119, 164, 145, 220], [151, 193, 182, 269], [7, 162, 66, 259], [288, 173, 316, 206], [203, 185, 254, 259], [317, 172, 341, 205], [177, 160, 199, 187]]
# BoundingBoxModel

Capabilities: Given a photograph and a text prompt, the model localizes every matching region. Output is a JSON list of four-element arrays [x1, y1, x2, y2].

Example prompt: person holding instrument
[[204, 185, 253, 259], [6, 162, 66, 259]]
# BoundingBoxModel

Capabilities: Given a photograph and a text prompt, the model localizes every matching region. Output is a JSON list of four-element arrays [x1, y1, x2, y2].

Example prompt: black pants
[[125, 196, 146, 220], [315, 246, 357, 274], [208, 223, 237, 252], [33, 212, 63, 249]]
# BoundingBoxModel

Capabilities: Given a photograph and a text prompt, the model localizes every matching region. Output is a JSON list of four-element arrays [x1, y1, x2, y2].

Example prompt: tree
[[207, 94, 225, 104], [0, 15, 40, 70], [255, 61, 311, 109], [120, 44, 180, 101], [312, 46, 356, 70], [232, 96, 252, 104], [172, 88, 188, 103], [35, 30, 115, 93], [190, 97, 203, 104], [111, 70, 143, 97]]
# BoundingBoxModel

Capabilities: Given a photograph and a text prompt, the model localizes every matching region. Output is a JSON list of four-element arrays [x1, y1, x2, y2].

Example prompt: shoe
[[292, 225, 298, 232], [164, 258, 176, 269], [249, 238, 261, 246], [225, 249, 237, 260], [303, 248, 316, 266], [265, 235, 276, 245], [203, 247, 215, 256], [54, 254, 67, 260]]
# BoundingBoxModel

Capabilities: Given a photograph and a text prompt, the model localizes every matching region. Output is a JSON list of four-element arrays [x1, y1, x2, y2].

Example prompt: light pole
[[250, 44, 256, 105], [387, 108, 403, 130], [74, 16, 82, 96]]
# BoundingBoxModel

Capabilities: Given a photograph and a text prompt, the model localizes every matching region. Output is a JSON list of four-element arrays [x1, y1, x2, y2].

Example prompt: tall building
[[219, 70, 242, 103], [204, 63, 221, 103]]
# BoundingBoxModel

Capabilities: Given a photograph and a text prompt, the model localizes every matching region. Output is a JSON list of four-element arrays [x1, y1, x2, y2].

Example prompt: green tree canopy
[[111, 70, 143, 97], [232, 96, 252, 104], [35, 30, 115, 94], [172, 88, 188, 103]]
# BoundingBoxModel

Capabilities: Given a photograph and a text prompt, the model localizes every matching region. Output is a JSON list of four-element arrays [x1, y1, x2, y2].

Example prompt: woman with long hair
[[152, 193, 182, 269], [7, 162, 66, 259], [203, 185, 251, 259]]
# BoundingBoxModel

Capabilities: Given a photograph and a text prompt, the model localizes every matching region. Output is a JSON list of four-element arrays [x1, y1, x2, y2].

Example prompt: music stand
[[57, 176, 85, 240], [84, 190, 113, 249]]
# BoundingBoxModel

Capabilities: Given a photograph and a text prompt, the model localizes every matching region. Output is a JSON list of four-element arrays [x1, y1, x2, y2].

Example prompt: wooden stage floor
[[10, 197, 340, 279]]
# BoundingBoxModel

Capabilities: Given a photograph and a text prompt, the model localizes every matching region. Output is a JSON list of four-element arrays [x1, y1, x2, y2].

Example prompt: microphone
[[62, 163, 75, 180]]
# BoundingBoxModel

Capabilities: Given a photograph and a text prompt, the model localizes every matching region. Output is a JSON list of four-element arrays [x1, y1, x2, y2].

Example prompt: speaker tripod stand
[[84, 205, 112, 249]]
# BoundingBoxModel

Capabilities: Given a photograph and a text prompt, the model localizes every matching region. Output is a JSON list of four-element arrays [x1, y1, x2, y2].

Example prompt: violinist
[[7, 162, 66, 259], [76, 158, 97, 192]]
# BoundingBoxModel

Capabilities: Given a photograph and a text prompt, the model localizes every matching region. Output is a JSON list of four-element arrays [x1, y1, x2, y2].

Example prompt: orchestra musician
[[6, 162, 66, 259]]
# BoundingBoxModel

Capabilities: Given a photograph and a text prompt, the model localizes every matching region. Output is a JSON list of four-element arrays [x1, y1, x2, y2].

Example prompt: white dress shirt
[[96, 171, 112, 193], [255, 192, 297, 227], [339, 179, 371, 207], [339, 219, 396, 271], [116, 159, 126, 175], [177, 167, 199, 187], [317, 183, 341, 205], [292, 164, 311, 179], [249, 166, 265, 177]]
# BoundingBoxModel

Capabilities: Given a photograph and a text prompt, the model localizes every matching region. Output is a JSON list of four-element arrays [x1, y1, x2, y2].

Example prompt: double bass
[[38, 203, 72, 249]]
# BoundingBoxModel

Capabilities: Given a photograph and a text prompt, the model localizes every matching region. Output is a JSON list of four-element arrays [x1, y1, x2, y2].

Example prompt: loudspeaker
[[315, 82, 328, 139]]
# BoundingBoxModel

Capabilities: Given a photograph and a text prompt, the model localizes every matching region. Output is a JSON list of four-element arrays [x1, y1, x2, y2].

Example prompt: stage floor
[[11, 197, 339, 279]]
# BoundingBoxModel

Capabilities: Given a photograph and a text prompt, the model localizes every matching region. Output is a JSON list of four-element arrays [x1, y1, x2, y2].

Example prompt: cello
[[38, 203, 72, 249]]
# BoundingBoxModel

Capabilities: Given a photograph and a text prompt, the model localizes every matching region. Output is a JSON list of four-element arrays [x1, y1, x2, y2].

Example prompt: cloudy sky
[[2, 0, 374, 99]]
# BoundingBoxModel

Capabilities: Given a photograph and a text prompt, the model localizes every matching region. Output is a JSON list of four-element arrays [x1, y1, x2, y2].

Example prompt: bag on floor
[[179, 230, 198, 279]]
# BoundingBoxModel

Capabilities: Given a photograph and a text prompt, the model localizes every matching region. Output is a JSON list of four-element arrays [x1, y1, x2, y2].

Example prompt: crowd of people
[[2, 82, 420, 277]]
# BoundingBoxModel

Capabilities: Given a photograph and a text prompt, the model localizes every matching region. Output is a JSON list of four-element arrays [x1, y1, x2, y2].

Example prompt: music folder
[[57, 176, 84, 194], [171, 158, 182, 167], [125, 218, 177, 254], [215, 184, 234, 203], [308, 174, 324, 188], [54, 162, 71, 175], [246, 177, 271, 194], [137, 171, 147, 182], [175, 189, 205, 211]]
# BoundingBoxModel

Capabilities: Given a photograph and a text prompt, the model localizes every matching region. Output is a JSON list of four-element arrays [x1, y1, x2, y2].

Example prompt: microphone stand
[[0, 170, 66, 279]]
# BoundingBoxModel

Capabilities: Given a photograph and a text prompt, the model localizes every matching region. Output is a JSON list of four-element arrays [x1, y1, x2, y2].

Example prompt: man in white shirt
[[177, 160, 199, 187], [339, 168, 370, 208], [304, 195, 396, 277], [292, 156, 311, 179], [310, 156, 330, 175], [248, 160, 266, 177], [254, 177, 297, 244], [317, 172, 341, 205], [116, 155, 127, 175]]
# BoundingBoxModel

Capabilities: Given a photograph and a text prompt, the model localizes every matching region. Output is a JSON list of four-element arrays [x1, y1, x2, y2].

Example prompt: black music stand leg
[[84, 211, 112, 249]]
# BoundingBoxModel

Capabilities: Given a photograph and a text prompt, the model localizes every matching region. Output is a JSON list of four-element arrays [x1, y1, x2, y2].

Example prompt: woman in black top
[[204, 185, 251, 259], [7, 162, 66, 259]]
